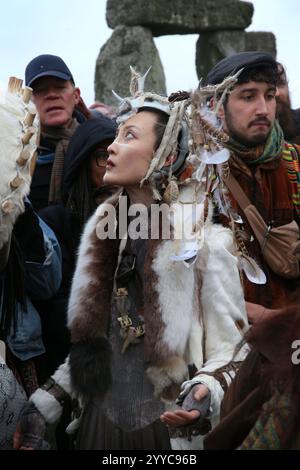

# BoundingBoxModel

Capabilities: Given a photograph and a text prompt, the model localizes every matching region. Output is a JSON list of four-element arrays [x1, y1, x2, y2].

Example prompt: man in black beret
[[201, 52, 300, 449], [206, 51, 300, 316]]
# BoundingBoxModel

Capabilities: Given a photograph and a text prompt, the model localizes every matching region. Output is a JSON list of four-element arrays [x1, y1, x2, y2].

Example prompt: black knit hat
[[206, 51, 277, 85], [62, 115, 117, 200]]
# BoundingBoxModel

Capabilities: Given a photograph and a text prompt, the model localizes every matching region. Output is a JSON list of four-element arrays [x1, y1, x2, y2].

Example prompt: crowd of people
[[1, 49, 300, 451]]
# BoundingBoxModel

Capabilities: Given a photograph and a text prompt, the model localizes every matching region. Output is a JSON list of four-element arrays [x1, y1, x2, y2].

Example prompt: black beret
[[206, 51, 277, 85]]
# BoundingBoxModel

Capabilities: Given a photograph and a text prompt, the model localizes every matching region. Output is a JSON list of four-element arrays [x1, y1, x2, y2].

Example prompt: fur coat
[[31, 191, 249, 427]]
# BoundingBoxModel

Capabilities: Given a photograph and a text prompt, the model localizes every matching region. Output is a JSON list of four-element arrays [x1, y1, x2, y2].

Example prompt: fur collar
[[67, 192, 200, 401], [67, 190, 244, 403]]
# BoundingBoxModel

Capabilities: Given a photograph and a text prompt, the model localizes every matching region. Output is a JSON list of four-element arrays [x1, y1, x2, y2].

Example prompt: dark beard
[[224, 110, 270, 148], [225, 118, 269, 147], [228, 130, 268, 147], [276, 100, 297, 140]]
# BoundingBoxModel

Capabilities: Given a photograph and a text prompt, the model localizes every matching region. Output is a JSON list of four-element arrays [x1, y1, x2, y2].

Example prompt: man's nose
[[44, 88, 59, 99], [256, 97, 268, 114]]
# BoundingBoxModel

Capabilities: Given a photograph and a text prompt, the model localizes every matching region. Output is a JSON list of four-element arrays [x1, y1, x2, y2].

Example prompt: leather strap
[[40, 377, 70, 407], [223, 172, 252, 212]]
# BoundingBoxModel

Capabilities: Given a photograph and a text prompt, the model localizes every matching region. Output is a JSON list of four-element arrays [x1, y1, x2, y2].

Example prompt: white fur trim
[[153, 240, 195, 355], [185, 310, 204, 369], [30, 358, 74, 425], [179, 224, 249, 418], [30, 389, 63, 424], [51, 357, 73, 396], [199, 224, 249, 372]]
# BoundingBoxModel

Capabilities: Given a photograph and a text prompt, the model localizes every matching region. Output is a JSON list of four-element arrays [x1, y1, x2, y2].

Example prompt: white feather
[[239, 254, 267, 284]]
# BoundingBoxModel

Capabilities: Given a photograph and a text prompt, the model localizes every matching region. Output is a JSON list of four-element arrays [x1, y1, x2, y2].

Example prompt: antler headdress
[[112, 66, 190, 201]]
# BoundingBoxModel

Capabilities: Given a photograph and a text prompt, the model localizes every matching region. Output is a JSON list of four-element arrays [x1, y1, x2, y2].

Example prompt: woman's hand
[[160, 384, 209, 427]]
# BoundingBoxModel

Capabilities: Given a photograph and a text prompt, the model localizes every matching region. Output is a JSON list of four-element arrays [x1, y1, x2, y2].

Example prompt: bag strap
[[222, 172, 270, 245], [223, 172, 255, 213]]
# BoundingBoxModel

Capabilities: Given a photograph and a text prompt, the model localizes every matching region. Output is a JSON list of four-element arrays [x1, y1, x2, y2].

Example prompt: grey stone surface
[[106, 0, 254, 36], [95, 25, 166, 105], [196, 30, 277, 81], [245, 31, 276, 56]]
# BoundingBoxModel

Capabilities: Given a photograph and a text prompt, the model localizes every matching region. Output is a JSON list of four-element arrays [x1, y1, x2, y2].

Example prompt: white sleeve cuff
[[30, 388, 63, 424]]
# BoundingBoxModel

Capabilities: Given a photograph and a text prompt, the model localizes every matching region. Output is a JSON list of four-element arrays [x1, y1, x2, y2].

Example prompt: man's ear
[[74, 87, 81, 105]]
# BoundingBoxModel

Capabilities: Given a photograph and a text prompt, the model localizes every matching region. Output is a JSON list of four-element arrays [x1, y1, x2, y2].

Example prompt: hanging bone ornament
[[0, 76, 39, 250]]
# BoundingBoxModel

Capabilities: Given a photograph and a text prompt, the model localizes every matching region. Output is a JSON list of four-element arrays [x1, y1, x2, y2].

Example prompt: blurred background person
[[89, 101, 117, 119], [34, 115, 117, 382], [276, 62, 300, 144]]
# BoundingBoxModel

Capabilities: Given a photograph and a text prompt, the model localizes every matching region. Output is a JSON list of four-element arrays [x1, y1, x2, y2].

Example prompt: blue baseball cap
[[25, 54, 75, 87]]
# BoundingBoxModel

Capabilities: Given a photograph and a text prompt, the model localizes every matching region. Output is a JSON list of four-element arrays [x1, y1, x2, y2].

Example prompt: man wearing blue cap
[[25, 54, 88, 210], [24, 55, 91, 419], [25, 54, 80, 129]]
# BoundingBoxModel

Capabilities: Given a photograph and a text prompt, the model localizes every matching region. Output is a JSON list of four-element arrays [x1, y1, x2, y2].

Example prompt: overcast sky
[[0, 0, 299, 106]]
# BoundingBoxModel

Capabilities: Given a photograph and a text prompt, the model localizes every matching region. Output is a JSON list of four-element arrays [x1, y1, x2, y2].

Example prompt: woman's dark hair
[[66, 164, 96, 234], [137, 106, 169, 149], [63, 116, 116, 228], [137, 105, 188, 177]]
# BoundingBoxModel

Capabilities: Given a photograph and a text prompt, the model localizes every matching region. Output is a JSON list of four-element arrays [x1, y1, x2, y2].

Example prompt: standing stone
[[245, 32, 276, 55], [196, 30, 277, 80], [95, 25, 166, 105], [106, 0, 254, 36]]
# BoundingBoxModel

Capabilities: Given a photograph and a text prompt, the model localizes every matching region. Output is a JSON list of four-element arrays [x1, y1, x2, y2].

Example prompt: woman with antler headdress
[[15, 68, 249, 450]]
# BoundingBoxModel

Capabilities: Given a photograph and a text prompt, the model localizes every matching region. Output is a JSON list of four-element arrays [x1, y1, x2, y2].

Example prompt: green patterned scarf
[[225, 120, 284, 166], [224, 120, 300, 218]]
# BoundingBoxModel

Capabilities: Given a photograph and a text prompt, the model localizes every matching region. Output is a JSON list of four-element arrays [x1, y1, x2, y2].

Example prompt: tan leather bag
[[224, 173, 300, 279]]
